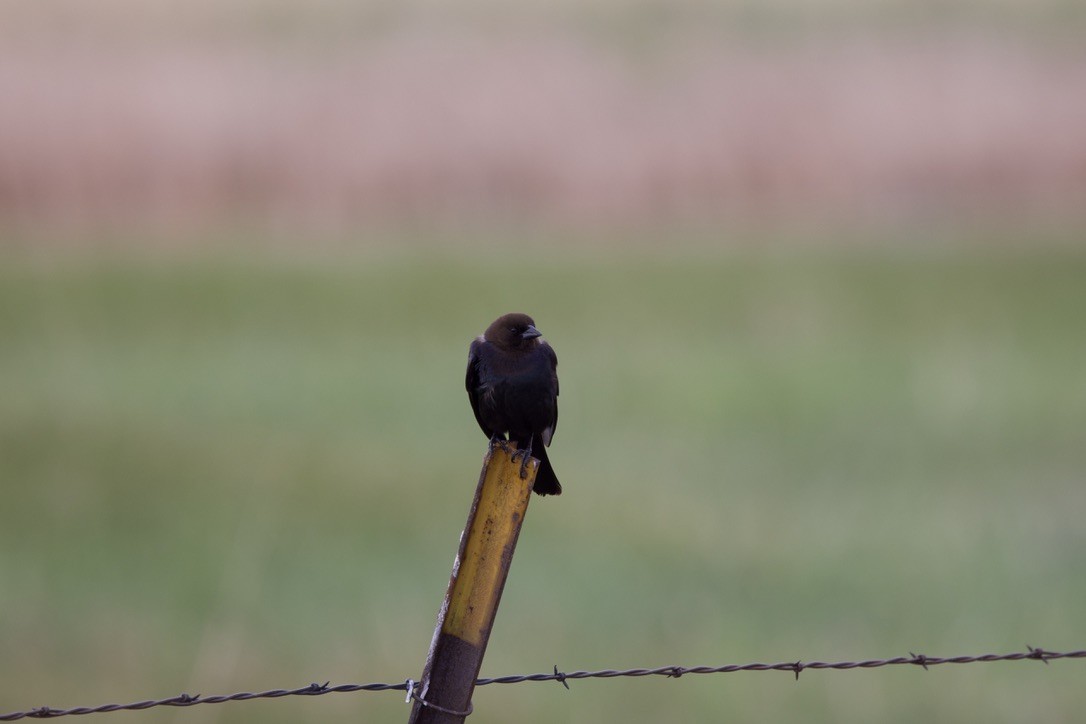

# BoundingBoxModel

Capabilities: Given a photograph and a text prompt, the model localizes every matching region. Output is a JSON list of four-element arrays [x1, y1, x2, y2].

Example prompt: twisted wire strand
[[2, 647, 1081, 720]]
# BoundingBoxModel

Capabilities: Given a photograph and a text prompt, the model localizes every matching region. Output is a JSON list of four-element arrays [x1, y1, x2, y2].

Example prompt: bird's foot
[[488, 434, 511, 456], [512, 440, 534, 479]]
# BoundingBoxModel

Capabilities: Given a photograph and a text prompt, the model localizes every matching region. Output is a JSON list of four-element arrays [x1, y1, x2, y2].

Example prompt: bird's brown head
[[484, 313, 543, 351]]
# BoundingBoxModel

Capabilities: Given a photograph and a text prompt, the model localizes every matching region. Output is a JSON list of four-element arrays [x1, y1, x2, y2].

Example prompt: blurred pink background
[[2, 1, 1084, 241]]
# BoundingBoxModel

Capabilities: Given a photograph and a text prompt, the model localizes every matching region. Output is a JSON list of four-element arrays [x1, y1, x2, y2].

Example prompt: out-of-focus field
[[3, 2, 1086, 238], [2, 244, 1084, 723]]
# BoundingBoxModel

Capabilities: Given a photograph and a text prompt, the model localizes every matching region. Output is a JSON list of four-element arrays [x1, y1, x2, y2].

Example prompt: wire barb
[[909, 652, 929, 670], [1027, 645, 1050, 664], [2, 647, 1083, 721]]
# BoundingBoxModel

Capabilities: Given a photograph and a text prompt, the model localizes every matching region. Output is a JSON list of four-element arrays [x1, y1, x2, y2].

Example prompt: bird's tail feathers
[[531, 443, 562, 496]]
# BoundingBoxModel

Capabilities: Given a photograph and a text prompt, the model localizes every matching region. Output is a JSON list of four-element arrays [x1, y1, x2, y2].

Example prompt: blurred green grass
[[1, 244, 1084, 723]]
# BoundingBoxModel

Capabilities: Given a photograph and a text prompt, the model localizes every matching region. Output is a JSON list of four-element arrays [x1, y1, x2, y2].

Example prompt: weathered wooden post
[[407, 442, 537, 723]]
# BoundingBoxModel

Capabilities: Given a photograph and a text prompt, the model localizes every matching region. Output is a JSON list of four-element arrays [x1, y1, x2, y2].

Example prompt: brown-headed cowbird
[[466, 313, 561, 495]]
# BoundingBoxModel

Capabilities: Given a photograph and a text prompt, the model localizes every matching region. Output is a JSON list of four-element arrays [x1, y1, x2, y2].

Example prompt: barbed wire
[[2, 646, 1081, 720]]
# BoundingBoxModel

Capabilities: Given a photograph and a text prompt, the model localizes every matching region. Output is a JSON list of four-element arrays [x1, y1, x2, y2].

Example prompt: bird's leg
[[488, 433, 509, 456], [515, 436, 534, 480]]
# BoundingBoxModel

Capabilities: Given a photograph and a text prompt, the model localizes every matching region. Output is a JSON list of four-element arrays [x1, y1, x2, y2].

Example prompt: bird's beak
[[521, 325, 542, 340]]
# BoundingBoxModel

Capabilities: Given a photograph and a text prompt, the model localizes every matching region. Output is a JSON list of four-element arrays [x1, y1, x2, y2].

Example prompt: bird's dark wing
[[541, 340, 558, 446], [466, 337, 495, 439]]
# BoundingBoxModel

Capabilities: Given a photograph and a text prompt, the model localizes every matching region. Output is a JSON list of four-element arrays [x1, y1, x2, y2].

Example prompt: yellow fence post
[[407, 442, 537, 723]]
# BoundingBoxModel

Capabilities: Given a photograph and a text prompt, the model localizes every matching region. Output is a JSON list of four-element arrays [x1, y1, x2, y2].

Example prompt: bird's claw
[[518, 454, 533, 479], [513, 442, 534, 479], [487, 434, 508, 455], [490, 436, 532, 478]]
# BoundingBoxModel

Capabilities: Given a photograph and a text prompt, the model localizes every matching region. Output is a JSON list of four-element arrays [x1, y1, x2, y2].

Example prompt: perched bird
[[466, 313, 561, 495]]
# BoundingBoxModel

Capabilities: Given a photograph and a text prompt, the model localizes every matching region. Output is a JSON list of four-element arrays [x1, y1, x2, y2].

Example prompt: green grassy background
[[2, 243, 1084, 722]]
